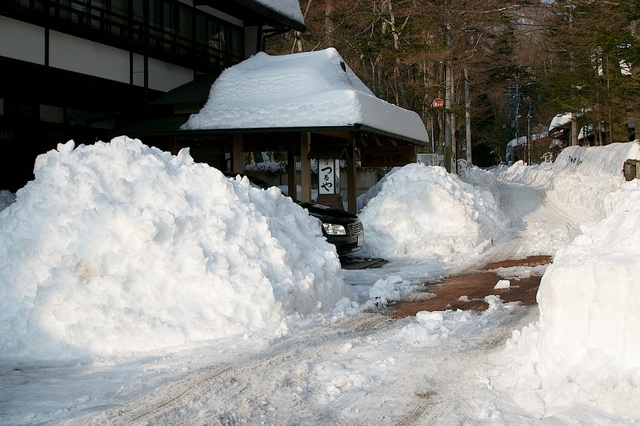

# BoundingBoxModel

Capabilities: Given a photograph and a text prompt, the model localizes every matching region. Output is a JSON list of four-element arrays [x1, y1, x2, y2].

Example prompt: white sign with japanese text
[[318, 159, 338, 195]]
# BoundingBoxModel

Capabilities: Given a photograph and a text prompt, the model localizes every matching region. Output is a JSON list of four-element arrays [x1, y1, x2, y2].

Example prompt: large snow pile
[[358, 163, 510, 260], [495, 141, 640, 418], [0, 137, 348, 360], [181, 48, 428, 144], [458, 161, 504, 204], [536, 180, 640, 410]]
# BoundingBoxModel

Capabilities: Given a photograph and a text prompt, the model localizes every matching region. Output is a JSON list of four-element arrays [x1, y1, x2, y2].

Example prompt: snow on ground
[[1, 138, 639, 424]]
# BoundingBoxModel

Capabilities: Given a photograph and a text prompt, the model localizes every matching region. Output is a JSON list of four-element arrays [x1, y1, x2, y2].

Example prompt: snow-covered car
[[225, 173, 364, 255]]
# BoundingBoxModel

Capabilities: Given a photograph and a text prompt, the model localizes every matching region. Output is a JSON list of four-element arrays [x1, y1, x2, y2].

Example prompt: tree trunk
[[292, 0, 312, 53], [325, 0, 333, 46]]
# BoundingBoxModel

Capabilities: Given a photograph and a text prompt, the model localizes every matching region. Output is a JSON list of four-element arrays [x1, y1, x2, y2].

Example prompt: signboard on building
[[318, 158, 339, 195], [416, 153, 440, 167], [360, 146, 415, 167]]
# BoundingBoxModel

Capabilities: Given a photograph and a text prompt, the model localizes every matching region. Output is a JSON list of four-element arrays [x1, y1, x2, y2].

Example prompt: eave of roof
[[109, 117, 426, 147], [195, 0, 306, 32], [178, 124, 426, 146]]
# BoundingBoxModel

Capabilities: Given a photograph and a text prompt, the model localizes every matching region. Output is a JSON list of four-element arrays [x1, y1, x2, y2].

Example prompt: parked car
[[225, 173, 364, 255]]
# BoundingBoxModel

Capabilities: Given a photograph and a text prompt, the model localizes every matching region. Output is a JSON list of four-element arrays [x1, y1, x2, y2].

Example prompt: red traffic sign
[[432, 97, 444, 108]]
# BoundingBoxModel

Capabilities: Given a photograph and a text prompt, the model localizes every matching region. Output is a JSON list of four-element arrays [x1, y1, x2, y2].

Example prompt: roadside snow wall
[[496, 141, 640, 419], [501, 141, 640, 222]]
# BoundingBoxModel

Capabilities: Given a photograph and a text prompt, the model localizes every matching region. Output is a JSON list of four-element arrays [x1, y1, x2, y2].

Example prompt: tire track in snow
[[393, 306, 538, 425], [60, 314, 395, 425]]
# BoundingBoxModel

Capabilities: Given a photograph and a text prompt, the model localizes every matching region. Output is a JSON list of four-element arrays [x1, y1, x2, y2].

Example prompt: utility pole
[[526, 110, 532, 164], [444, 62, 453, 173], [464, 68, 472, 165], [463, 28, 478, 166], [443, 25, 454, 173]]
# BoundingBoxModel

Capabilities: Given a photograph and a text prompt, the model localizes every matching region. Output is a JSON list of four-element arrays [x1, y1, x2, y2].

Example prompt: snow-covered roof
[[506, 132, 549, 149], [256, 0, 304, 26], [549, 112, 573, 131], [549, 111, 590, 140], [181, 48, 429, 145]]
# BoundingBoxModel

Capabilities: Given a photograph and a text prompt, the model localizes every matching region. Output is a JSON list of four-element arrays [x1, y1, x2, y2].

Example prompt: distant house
[[548, 112, 593, 144], [548, 111, 636, 147], [506, 133, 559, 164], [0, 0, 305, 191]]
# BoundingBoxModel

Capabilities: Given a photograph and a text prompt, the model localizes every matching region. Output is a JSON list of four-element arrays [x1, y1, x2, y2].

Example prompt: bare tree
[[267, 0, 639, 164]]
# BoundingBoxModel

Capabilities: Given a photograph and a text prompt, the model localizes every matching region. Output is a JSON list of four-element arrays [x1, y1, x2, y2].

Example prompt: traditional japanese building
[[0, 0, 304, 191]]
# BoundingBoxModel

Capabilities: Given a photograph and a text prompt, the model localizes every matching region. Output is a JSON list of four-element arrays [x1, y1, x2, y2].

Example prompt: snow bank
[[498, 160, 555, 188], [498, 179, 640, 419], [358, 163, 510, 260], [501, 141, 640, 221], [458, 162, 505, 204], [0, 137, 348, 360], [553, 142, 640, 176], [536, 180, 640, 384], [495, 142, 640, 419]]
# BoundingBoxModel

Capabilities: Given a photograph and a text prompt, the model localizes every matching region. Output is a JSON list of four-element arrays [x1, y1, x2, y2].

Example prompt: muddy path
[[388, 255, 552, 317]]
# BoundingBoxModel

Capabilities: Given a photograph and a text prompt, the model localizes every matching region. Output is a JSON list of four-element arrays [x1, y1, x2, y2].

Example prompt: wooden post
[[347, 136, 357, 214], [232, 133, 243, 173], [287, 149, 296, 199], [300, 132, 312, 202]]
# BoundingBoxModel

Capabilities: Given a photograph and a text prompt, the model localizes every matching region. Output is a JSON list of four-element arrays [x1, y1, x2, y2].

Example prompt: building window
[[4, 100, 37, 119]]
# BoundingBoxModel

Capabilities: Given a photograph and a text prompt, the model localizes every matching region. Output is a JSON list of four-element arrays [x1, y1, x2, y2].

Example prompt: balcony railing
[[3, 0, 244, 73]]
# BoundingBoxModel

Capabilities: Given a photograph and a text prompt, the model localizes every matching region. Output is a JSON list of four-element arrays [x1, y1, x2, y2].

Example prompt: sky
[[1, 137, 640, 424]]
